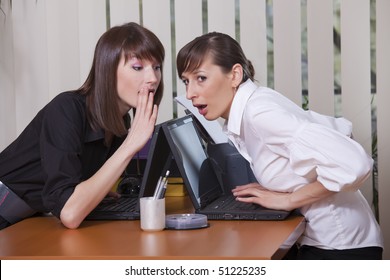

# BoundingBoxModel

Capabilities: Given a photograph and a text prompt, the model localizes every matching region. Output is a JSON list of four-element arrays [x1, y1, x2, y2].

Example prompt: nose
[[146, 68, 159, 85], [185, 82, 196, 100]]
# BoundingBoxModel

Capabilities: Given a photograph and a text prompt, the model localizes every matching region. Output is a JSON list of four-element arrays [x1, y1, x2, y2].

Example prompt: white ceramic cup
[[140, 197, 165, 231]]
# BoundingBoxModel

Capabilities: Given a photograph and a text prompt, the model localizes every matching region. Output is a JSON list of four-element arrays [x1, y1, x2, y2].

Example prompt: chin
[[204, 115, 218, 121]]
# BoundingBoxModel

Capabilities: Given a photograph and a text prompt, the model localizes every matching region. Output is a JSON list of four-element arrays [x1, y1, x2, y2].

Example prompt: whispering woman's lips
[[145, 88, 155, 94], [138, 88, 156, 94]]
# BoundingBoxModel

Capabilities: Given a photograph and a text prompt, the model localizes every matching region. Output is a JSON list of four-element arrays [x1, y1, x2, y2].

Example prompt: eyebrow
[[187, 68, 205, 75]]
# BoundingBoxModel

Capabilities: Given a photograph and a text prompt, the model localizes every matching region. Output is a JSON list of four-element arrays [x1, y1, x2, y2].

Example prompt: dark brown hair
[[79, 22, 165, 137], [177, 32, 254, 83]]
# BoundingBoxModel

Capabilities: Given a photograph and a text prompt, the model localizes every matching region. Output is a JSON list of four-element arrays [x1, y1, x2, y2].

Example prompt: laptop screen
[[165, 116, 208, 205], [139, 124, 173, 199], [160, 116, 292, 220]]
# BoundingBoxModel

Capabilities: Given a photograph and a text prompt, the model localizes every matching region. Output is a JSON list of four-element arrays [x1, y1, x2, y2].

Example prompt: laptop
[[86, 123, 171, 220], [158, 115, 291, 220]]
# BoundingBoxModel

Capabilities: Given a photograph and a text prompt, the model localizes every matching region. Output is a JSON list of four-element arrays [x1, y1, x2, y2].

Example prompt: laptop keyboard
[[211, 195, 259, 210], [94, 196, 137, 212]]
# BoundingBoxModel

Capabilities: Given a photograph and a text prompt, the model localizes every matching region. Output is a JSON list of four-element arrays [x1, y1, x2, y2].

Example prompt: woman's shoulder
[[245, 87, 284, 114], [46, 91, 86, 113], [49, 91, 85, 105], [248, 86, 304, 116], [40, 91, 87, 126]]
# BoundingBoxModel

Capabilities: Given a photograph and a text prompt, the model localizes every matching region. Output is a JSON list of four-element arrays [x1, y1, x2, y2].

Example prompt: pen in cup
[[153, 170, 170, 199], [153, 175, 163, 199], [160, 179, 168, 199]]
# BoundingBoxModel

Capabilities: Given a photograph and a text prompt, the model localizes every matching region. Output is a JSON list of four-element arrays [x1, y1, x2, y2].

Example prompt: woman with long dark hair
[[0, 22, 165, 229]]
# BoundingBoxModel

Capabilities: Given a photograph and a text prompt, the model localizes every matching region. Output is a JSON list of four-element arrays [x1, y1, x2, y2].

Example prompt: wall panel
[[240, 0, 267, 85], [376, 0, 390, 260], [306, 0, 334, 115], [109, 0, 140, 27], [12, 0, 49, 134], [273, 0, 302, 105], [174, 0, 203, 117], [207, 0, 235, 37], [78, 0, 106, 83], [0, 0, 16, 148], [340, 0, 373, 202], [46, 0, 81, 99], [143, 0, 173, 123]]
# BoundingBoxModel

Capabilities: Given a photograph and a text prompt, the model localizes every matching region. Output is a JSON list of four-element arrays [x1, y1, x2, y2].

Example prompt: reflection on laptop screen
[[167, 117, 207, 204]]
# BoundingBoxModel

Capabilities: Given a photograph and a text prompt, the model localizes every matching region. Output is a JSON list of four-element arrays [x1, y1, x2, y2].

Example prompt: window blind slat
[[174, 0, 203, 118], [273, 0, 302, 105], [376, 0, 390, 245], [143, 0, 173, 123], [307, 0, 334, 115], [240, 0, 267, 85]]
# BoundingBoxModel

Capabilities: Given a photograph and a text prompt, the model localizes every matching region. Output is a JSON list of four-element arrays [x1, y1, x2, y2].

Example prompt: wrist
[[285, 192, 297, 211]]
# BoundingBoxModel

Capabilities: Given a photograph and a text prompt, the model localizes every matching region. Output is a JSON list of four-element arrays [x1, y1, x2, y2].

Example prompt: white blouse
[[224, 80, 383, 250]]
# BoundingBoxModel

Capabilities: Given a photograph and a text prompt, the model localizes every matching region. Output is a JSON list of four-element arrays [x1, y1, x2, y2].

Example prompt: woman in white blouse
[[176, 32, 383, 259]]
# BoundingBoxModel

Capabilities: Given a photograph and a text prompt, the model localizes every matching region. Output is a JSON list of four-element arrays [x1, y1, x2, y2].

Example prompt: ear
[[231, 63, 244, 88]]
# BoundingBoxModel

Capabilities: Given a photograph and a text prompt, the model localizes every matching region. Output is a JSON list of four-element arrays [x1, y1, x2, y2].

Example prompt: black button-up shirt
[[0, 92, 127, 218]]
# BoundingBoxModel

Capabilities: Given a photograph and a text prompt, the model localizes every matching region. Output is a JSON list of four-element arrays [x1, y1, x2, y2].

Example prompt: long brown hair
[[79, 22, 165, 137], [177, 32, 254, 83]]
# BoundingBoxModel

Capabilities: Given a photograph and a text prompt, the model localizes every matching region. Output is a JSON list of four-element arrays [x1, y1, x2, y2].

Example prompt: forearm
[[60, 142, 137, 229], [60, 92, 157, 229], [287, 180, 334, 210]]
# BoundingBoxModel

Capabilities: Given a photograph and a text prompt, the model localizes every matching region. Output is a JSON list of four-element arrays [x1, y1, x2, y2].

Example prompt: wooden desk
[[0, 197, 305, 260]]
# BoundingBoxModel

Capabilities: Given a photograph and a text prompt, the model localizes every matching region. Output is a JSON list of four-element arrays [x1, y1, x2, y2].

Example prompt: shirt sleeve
[[39, 93, 86, 217], [288, 123, 373, 192], [247, 100, 373, 192]]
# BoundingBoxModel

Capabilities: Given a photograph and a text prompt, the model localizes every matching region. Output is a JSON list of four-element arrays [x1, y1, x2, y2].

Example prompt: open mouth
[[194, 104, 207, 115]]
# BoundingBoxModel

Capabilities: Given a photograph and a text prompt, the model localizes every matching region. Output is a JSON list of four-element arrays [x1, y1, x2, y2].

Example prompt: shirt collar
[[224, 79, 258, 136]]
